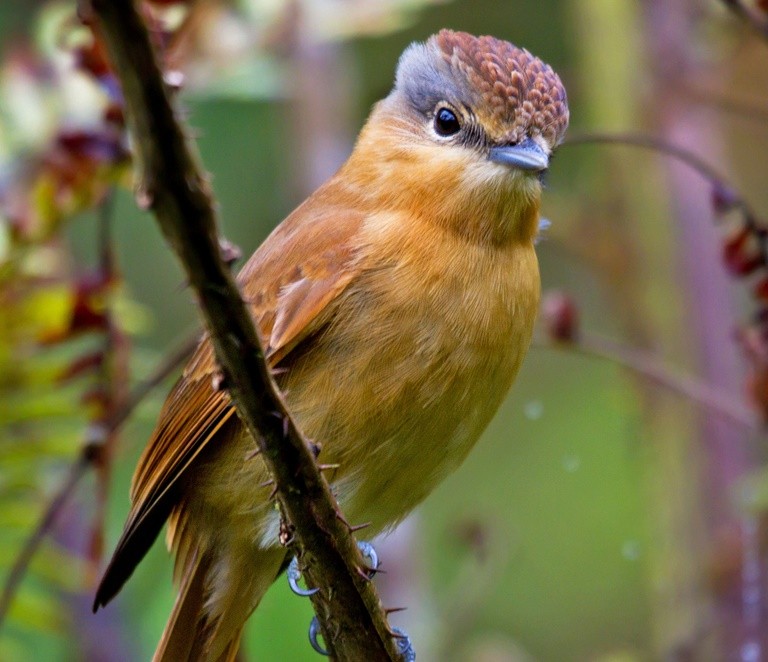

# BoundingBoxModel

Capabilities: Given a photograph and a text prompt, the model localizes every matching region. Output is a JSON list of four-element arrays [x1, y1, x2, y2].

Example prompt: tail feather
[[215, 630, 245, 662], [152, 547, 208, 662], [152, 541, 286, 662]]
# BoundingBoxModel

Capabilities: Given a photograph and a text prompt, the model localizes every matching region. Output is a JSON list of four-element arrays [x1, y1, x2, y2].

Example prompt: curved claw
[[309, 618, 415, 660], [288, 556, 319, 597], [308, 616, 329, 656], [357, 540, 379, 577], [391, 627, 416, 662]]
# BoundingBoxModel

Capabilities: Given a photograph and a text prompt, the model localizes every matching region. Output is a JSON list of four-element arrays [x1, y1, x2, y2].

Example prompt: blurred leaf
[[185, 55, 285, 101], [5, 587, 65, 634]]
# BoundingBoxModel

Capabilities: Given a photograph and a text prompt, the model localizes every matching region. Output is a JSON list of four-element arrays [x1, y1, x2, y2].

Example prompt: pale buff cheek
[[459, 158, 508, 190], [460, 159, 540, 198]]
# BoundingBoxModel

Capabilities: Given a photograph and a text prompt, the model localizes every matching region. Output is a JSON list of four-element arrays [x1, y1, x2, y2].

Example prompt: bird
[[93, 29, 568, 661]]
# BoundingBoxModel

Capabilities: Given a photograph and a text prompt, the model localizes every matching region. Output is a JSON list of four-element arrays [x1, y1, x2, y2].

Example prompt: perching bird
[[94, 29, 568, 661]]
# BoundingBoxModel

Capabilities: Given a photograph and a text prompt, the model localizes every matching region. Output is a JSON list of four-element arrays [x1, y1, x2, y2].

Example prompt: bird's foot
[[391, 627, 416, 662], [290, 540, 414, 659], [287, 540, 378, 596], [286, 554, 318, 597], [356, 540, 379, 578], [308, 616, 415, 661]]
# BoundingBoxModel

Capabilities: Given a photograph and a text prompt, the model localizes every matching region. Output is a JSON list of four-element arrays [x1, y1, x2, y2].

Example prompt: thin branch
[[90, 186, 125, 567], [434, 520, 511, 661], [108, 332, 198, 431], [534, 334, 758, 429], [683, 86, 768, 125], [564, 132, 754, 214], [87, 0, 399, 659], [0, 333, 197, 630], [0, 456, 89, 625], [719, 0, 768, 40]]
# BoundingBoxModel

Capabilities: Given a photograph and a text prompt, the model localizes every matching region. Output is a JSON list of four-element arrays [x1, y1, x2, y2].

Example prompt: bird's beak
[[488, 138, 549, 172]]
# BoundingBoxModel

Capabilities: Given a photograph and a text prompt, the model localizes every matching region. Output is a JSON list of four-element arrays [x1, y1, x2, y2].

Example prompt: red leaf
[[754, 277, 768, 303], [73, 36, 112, 79], [55, 129, 128, 165], [722, 227, 764, 277], [58, 351, 105, 383], [747, 368, 768, 423], [541, 290, 579, 342]]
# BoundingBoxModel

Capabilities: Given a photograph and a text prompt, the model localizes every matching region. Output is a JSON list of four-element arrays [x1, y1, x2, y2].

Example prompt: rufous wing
[[93, 204, 365, 610]]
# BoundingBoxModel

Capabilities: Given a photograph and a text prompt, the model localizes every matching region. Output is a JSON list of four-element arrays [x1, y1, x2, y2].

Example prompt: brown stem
[[0, 456, 89, 626], [682, 87, 768, 125], [534, 334, 757, 429], [564, 132, 755, 216], [564, 131, 768, 278], [86, 0, 399, 659], [90, 188, 124, 568], [719, 0, 768, 40]]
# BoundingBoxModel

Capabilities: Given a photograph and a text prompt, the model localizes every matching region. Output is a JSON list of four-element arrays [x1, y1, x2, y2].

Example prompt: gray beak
[[488, 138, 549, 172]]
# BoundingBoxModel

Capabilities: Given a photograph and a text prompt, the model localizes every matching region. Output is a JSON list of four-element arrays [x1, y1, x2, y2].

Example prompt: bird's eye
[[434, 107, 461, 136]]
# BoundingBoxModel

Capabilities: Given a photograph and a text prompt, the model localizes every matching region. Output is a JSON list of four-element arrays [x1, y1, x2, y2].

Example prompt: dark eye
[[434, 107, 461, 136]]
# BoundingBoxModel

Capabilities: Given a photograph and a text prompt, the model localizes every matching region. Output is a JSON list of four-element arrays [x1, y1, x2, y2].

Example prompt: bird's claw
[[308, 617, 416, 660], [391, 627, 416, 662], [287, 556, 319, 597], [308, 616, 328, 656], [299, 542, 414, 659], [288, 541, 377, 596], [357, 540, 379, 578]]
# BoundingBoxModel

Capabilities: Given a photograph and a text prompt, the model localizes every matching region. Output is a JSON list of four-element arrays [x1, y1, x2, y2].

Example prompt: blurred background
[[1, 0, 768, 660]]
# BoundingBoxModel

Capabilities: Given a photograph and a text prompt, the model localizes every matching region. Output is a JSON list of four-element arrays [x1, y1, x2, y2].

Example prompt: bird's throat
[[341, 144, 542, 247]]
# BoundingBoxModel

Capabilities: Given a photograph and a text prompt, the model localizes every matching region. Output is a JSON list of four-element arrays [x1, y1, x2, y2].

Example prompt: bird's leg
[[287, 540, 377, 597], [308, 616, 416, 660], [308, 616, 327, 655], [356, 540, 379, 579], [287, 555, 319, 597], [292, 541, 415, 659], [391, 627, 416, 662], [286, 542, 379, 597]]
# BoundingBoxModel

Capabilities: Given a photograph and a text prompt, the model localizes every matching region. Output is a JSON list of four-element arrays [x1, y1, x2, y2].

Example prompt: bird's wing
[[93, 203, 365, 609]]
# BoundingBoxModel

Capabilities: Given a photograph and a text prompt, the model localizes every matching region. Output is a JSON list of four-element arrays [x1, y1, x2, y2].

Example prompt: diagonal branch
[[718, 0, 768, 40], [564, 132, 755, 216], [534, 334, 757, 429], [0, 454, 89, 626], [86, 0, 400, 659]]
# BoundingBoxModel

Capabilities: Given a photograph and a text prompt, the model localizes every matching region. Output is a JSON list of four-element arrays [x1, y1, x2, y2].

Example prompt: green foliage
[[0, 3, 138, 657], [0, 237, 92, 655]]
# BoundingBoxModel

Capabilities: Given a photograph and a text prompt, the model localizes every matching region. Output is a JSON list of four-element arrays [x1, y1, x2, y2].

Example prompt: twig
[[0, 333, 197, 630], [434, 519, 511, 661], [534, 334, 757, 429], [564, 132, 755, 215], [719, 0, 768, 40], [87, 1, 399, 659], [0, 456, 89, 625], [90, 187, 124, 567], [683, 86, 768, 125], [108, 333, 198, 431]]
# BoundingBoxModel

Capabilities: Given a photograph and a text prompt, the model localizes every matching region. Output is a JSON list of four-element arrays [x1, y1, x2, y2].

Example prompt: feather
[[93, 202, 364, 614]]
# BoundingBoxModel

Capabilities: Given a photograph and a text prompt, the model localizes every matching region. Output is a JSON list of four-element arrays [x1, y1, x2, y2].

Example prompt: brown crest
[[434, 30, 568, 146]]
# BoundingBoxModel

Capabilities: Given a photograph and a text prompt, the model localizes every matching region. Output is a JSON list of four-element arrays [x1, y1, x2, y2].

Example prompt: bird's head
[[347, 30, 569, 245]]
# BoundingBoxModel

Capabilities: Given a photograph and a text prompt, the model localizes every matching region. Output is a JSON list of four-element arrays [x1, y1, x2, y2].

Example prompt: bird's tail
[[153, 542, 286, 662]]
